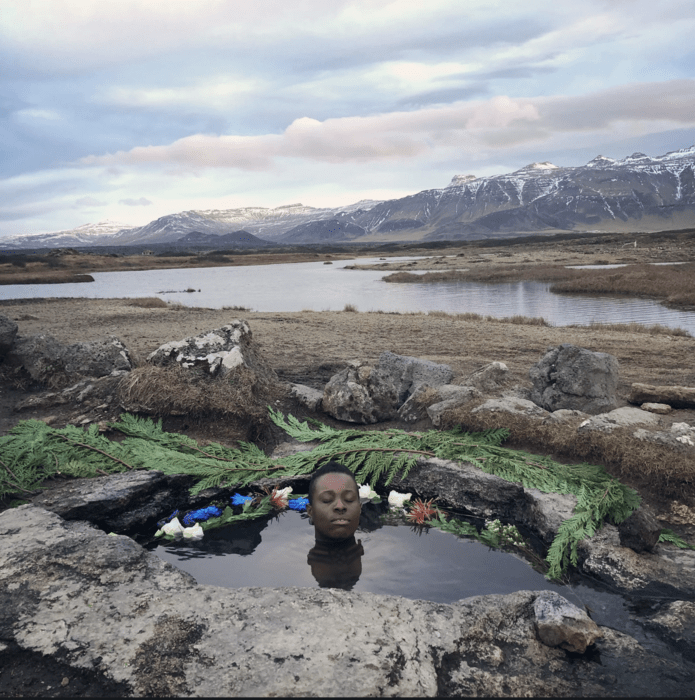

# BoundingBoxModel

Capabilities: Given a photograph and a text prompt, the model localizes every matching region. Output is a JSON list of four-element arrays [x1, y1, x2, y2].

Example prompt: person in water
[[306, 461, 364, 589]]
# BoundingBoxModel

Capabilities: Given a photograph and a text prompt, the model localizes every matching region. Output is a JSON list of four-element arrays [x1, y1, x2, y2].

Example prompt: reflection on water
[[149, 508, 566, 603], [1, 255, 693, 333]]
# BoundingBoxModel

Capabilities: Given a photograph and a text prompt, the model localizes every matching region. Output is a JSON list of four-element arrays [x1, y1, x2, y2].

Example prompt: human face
[[307, 473, 361, 541]]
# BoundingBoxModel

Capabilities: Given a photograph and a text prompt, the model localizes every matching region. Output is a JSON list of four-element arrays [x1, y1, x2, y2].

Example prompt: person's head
[[306, 461, 361, 542]]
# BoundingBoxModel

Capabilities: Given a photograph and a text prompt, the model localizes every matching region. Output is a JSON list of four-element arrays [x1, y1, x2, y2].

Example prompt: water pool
[[145, 503, 675, 651]]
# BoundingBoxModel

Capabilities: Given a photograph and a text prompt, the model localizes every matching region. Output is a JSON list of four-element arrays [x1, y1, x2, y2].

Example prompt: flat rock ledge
[[2, 506, 695, 698]]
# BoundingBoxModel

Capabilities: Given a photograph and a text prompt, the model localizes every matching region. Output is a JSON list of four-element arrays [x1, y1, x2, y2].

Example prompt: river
[[1, 255, 693, 334]]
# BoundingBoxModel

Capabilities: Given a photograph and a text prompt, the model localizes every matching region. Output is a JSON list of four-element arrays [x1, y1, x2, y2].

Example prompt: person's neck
[[314, 534, 357, 549]]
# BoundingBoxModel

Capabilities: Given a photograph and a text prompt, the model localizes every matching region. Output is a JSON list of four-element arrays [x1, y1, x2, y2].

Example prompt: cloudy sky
[[2, 0, 695, 239]]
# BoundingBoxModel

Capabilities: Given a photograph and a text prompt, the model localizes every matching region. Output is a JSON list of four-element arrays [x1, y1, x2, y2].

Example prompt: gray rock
[[31, 471, 196, 532], [462, 361, 510, 392], [7, 333, 131, 384], [7, 333, 68, 381], [322, 361, 399, 423], [618, 505, 662, 553], [533, 590, 602, 653], [641, 402, 673, 414], [471, 396, 550, 418], [424, 387, 482, 426], [577, 406, 661, 434], [62, 336, 132, 376], [4, 506, 694, 698], [0, 313, 18, 356], [148, 320, 277, 383], [629, 382, 695, 410], [5, 506, 693, 697], [290, 383, 323, 411], [398, 384, 480, 423], [643, 601, 695, 663], [386, 457, 526, 520], [544, 408, 589, 424], [529, 344, 619, 414], [633, 427, 695, 451], [578, 525, 695, 599], [376, 351, 453, 404]]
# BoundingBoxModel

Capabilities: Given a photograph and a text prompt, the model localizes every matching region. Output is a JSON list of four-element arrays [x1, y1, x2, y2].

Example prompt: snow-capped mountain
[[344, 145, 695, 241], [3, 146, 694, 248], [0, 220, 133, 249]]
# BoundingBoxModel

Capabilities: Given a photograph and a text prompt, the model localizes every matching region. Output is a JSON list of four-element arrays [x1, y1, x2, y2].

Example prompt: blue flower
[[182, 505, 223, 526], [231, 493, 253, 506], [287, 497, 309, 512], [157, 509, 180, 528]]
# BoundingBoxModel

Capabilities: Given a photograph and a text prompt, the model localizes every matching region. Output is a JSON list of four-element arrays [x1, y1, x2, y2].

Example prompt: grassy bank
[[383, 262, 695, 310]]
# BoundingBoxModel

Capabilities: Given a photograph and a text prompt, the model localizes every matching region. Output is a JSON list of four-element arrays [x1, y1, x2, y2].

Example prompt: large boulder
[[322, 361, 399, 423], [577, 406, 661, 434], [0, 314, 18, 356], [148, 320, 276, 383], [533, 590, 602, 653], [31, 471, 196, 533], [529, 344, 619, 415], [7, 334, 132, 385], [376, 351, 453, 403], [462, 361, 510, 393], [322, 352, 453, 424], [398, 383, 481, 424], [62, 336, 132, 377]]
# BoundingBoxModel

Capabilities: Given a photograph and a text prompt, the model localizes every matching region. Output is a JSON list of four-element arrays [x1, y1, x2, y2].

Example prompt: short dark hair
[[308, 460, 359, 505]]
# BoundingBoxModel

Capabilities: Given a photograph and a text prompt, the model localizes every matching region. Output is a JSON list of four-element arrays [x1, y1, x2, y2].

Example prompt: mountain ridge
[[3, 146, 695, 248]]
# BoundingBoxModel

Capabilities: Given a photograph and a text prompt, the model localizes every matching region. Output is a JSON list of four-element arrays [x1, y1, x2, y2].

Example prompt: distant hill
[[175, 229, 277, 247], [277, 219, 367, 243], [3, 145, 694, 248]]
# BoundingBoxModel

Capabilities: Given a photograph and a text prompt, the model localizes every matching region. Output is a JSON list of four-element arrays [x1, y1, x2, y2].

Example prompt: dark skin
[[306, 473, 362, 543]]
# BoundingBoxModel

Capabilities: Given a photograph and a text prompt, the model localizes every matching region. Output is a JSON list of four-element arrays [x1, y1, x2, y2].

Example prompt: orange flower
[[406, 498, 443, 525]]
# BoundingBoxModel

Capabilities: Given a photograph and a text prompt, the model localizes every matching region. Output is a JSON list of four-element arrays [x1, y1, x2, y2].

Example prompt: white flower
[[272, 486, 293, 505], [160, 517, 185, 537], [182, 523, 204, 540], [388, 490, 412, 509], [358, 484, 378, 502]]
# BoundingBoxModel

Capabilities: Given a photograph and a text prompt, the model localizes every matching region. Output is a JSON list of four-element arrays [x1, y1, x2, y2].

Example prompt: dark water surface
[[146, 508, 670, 653]]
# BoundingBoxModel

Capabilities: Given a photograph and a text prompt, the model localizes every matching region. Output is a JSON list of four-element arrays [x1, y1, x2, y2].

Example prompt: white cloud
[[75, 196, 107, 206], [79, 80, 695, 172], [119, 197, 152, 206], [14, 109, 62, 121], [101, 76, 259, 110]]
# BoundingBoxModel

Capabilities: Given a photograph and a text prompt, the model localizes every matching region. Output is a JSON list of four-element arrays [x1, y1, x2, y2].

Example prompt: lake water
[[2, 255, 694, 334]]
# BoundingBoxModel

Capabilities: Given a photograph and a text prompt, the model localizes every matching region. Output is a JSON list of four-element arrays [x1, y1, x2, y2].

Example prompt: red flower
[[406, 498, 444, 525]]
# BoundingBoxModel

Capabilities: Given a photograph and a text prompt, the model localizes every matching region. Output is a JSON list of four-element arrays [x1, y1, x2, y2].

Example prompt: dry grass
[[127, 297, 169, 308], [551, 262, 695, 309], [439, 403, 695, 506], [575, 320, 691, 337], [343, 303, 358, 312], [383, 262, 695, 311], [383, 264, 576, 285], [117, 363, 283, 440], [0, 273, 95, 285]]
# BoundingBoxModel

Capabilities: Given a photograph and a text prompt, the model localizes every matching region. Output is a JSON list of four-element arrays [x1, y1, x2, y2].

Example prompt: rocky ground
[[2, 249, 695, 696]]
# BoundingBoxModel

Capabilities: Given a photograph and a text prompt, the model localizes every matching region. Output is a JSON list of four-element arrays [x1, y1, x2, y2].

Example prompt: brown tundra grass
[[384, 262, 695, 310], [440, 402, 695, 507]]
